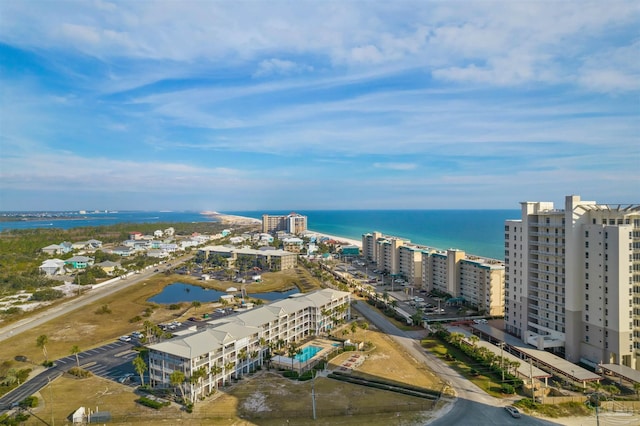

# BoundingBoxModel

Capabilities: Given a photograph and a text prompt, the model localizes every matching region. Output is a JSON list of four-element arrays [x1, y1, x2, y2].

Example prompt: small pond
[[147, 282, 299, 304]]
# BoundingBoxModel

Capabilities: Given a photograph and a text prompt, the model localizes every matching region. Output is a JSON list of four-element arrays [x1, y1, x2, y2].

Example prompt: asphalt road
[[353, 300, 562, 426], [0, 255, 192, 343]]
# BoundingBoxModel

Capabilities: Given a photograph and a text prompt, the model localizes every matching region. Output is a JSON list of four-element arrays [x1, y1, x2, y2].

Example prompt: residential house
[[39, 259, 66, 276], [41, 244, 62, 256], [111, 246, 134, 257], [64, 256, 94, 269], [95, 260, 121, 275]]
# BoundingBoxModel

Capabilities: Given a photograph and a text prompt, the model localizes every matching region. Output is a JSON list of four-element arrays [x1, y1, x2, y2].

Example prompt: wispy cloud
[[0, 1, 638, 210]]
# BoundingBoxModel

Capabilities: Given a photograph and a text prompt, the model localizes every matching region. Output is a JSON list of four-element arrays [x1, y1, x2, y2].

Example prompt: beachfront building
[[363, 231, 505, 315], [420, 249, 505, 316], [504, 195, 640, 369], [147, 289, 350, 403], [261, 212, 307, 235], [198, 245, 297, 271]]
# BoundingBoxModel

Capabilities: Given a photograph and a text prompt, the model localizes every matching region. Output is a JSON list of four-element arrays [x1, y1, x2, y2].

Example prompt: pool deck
[[271, 337, 343, 372]]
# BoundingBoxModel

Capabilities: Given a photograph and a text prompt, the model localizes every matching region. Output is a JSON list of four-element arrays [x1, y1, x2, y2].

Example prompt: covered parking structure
[[470, 323, 601, 388], [447, 326, 552, 386], [599, 363, 640, 387]]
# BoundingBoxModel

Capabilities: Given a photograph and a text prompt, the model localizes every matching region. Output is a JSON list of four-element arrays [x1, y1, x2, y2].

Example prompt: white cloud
[[373, 162, 418, 171], [253, 58, 313, 77]]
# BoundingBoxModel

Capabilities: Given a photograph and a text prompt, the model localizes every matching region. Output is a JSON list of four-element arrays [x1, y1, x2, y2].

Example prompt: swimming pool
[[294, 345, 323, 362]]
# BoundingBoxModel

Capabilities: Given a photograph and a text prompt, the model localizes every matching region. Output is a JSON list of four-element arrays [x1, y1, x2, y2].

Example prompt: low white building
[[39, 259, 66, 276], [147, 289, 350, 402]]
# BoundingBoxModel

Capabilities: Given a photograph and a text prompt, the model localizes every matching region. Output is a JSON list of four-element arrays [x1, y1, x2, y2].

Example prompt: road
[[354, 300, 561, 426], [0, 255, 192, 343]]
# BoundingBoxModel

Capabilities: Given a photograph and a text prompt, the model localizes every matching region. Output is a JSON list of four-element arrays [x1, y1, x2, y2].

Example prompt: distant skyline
[[0, 1, 638, 211]]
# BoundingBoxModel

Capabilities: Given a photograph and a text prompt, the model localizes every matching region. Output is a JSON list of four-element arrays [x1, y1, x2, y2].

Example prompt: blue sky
[[0, 1, 638, 211]]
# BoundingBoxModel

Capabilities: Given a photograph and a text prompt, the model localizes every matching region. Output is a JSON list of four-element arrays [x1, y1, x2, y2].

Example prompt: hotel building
[[504, 195, 640, 369], [198, 245, 297, 271], [148, 289, 350, 402], [261, 212, 308, 234], [362, 232, 505, 316]]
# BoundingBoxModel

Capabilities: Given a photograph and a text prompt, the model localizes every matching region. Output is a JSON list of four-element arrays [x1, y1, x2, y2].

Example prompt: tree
[[238, 348, 248, 377], [350, 322, 357, 340], [133, 355, 148, 386], [70, 345, 81, 368], [359, 322, 369, 343], [210, 363, 223, 390], [36, 335, 49, 362], [224, 362, 235, 385], [191, 300, 201, 315], [169, 370, 186, 403], [287, 342, 302, 372], [634, 382, 640, 400]]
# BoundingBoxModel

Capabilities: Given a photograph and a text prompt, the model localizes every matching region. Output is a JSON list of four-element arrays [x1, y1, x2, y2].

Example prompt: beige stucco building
[[504, 195, 640, 369], [362, 231, 505, 316]]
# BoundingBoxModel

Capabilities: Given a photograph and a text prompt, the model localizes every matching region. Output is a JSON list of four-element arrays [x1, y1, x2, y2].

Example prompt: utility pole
[[500, 342, 504, 382], [529, 357, 534, 401], [48, 376, 55, 426], [311, 370, 317, 420]]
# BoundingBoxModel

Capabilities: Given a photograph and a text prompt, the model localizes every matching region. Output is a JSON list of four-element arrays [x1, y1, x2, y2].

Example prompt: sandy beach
[[201, 211, 262, 226], [202, 211, 362, 247]]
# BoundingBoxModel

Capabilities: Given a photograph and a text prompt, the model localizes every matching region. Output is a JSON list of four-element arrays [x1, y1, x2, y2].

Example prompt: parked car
[[504, 406, 521, 418], [131, 331, 144, 339], [119, 335, 132, 342]]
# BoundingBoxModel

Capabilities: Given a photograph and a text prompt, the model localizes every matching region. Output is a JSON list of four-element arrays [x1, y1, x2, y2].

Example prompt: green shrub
[[129, 316, 142, 323], [19, 396, 38, 408], [94, 304, 111, 315], [283, 371, 299, 379], [136, 396, 169, 409], [67, 367, 92, 378], [168, 304, 182, 310], [501, 383, 515, 394]]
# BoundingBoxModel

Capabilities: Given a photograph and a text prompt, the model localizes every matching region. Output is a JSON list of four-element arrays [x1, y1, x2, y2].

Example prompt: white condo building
[[147, 289, 350, 402], [504, 195, 640, 369], [362, 232, 505, 316]]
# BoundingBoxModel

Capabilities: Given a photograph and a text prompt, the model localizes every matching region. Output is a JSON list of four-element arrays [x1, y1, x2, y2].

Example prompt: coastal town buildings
[[362, 232, 505, 316], [261, 212, 307, 234], [504, 195, 640, 369], [198, 245, 297, 271], [147, 289, 351, 402]]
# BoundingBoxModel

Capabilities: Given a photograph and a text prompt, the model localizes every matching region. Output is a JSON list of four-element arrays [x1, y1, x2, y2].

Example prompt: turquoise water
[[295, 345, 322, 362], [0, 209, 518, 260], [228, 210, 517, 259]]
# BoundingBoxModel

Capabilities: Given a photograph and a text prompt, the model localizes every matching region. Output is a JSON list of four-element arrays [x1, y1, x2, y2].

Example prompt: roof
[[149, 289, 350, 359], [599, 364, 640, 384], [66, 255, 92, 262]]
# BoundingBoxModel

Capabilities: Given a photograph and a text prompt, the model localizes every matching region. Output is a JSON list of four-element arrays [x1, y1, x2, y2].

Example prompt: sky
[[0, 1, 638, 212]]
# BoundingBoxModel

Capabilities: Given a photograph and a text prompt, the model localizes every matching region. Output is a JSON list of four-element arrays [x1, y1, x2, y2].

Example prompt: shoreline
[[204, 211, 362, 248], [201, 211, 262, 226]]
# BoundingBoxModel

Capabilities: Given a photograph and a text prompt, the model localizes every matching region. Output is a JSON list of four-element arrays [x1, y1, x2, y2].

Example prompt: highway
[[354, 301, 562, 426], [0, 255, 192, 343]]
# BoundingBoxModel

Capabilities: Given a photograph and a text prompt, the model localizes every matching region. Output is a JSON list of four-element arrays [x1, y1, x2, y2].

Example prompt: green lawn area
[[421, 336, 513, 398]]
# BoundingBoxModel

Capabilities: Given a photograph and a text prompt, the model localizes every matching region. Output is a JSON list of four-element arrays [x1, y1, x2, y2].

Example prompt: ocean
[[228, 210, 516, 260], [0, 209, 518, 260]]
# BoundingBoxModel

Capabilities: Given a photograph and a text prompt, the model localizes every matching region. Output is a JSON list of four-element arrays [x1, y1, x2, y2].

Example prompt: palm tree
[[359, 322, 369, 343], [224, 361, 235, 384], [70, 345, 81, 368], [36, 334, 49, 363], [287, 342, 301, 372], [634, 382, 640, 400], [133, 355, 147, 386], [350, 322, 357, 340], [169, 370, 186, 403], [191, 300, 201, 315], [238, 348, 248, 376], [210, 363, 223, 390]]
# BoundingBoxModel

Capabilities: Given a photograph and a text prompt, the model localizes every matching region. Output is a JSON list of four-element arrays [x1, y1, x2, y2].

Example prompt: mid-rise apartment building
[[261, 212, 307, 234], [198, 245, 297, 271], [363, 231, 505, 316], [148, 289, 350, 402], [504, 195, 640, 369]]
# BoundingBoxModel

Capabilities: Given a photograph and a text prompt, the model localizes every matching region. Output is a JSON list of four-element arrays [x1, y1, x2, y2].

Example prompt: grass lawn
[[421, 336, 509, 398]]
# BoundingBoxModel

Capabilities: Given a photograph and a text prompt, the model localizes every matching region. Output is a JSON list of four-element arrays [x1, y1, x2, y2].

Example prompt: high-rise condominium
[[505, 195, 640, 369]]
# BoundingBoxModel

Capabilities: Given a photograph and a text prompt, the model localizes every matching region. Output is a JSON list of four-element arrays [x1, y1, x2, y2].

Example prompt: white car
[[504, 406, 521, 418], [119, 335, 132, 342]]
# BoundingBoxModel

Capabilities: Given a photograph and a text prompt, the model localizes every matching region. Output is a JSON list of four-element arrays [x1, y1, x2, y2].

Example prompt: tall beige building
[[505, 195, 640, 369], [363, 231, 505, 316], [261, 212, 307, 234]]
